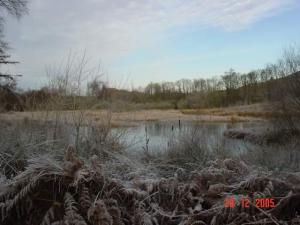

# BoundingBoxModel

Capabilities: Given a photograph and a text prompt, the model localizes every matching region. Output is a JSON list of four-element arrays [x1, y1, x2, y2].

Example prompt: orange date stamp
[[224, 197, 275, 208]]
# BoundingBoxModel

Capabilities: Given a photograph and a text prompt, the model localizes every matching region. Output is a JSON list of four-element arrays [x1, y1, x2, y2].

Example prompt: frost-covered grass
[[1, 114, 300, 182], [1, 145, 300, 225], [1, 114, 300, 224]]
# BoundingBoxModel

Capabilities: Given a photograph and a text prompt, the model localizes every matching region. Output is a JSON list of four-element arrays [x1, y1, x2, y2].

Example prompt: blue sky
[[112, 6, 300, 86], [3, 0, 300, 89]]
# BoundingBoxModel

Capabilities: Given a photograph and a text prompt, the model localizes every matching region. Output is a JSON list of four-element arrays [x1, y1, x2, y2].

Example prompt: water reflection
[[114, 121, 258, 154]]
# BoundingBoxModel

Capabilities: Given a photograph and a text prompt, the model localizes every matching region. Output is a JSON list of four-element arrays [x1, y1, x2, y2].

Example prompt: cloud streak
[[4, 0, 297, 88]]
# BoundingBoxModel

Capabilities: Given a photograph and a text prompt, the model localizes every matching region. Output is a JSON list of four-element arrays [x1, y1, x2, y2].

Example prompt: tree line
[[138, 45, 299, 109]]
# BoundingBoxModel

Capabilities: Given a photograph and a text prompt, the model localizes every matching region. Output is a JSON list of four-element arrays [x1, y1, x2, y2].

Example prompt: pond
[[113, 120, 259, 155]]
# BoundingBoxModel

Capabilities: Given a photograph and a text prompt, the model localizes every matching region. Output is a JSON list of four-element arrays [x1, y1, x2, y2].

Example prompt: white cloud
[[3, 0, 297, 88]]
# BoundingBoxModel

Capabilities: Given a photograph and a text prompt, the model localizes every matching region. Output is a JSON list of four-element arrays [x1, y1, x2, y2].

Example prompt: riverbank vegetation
[[1, 118, 300, 224], [1, 146, 300, 225], [1, 1, 300, 224], [1, 44, 299, 114]]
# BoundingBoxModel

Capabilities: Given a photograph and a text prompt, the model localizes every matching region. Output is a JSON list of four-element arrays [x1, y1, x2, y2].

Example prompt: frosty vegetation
[[1, 1, 300, 224], [1, 113, 300, 224]]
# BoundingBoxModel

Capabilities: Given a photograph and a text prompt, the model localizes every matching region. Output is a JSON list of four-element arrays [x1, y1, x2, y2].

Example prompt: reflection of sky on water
[[113, 121, 259, 155]]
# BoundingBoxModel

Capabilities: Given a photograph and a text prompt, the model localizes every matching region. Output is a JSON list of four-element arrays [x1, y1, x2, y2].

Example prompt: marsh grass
[[181, 106, 282, 119], [135, 121, 300, 175], [1, 112, 300, 225], [137, 124, 234, 173], [240, 137, 300, 171], [0, 109, 129, 178]]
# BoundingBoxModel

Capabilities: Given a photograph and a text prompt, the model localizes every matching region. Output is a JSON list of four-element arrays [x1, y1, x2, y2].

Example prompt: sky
[[3, 0, 300, 90]]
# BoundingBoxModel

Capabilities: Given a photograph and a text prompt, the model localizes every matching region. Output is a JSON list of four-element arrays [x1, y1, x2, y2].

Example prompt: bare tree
[[144, 82, 155, 95], [0, 0, 27, 56], [0, 0, 27, 17], [222, 69, 240, 105], [271, 44, 300, 131], [46, 51, 101, 109], [0, 0, 27, 81], [87, 78, 108, 100], [0, 0, 27, 111]]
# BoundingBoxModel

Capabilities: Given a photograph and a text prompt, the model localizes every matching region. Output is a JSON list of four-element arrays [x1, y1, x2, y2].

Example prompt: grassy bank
[[0, 103, 267, 131], [1, 117, 300, 224], [1, 107, 300, 224]]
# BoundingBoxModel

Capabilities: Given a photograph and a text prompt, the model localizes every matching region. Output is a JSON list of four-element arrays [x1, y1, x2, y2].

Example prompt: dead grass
[[1, 147, 299, 225], [1, 106, 300, 224], [181, 103, 277, 119], [0, 106, 262, 128]]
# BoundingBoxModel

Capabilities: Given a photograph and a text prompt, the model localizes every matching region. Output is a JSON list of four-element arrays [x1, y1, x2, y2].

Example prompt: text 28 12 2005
[[224, 197, 275, 208]]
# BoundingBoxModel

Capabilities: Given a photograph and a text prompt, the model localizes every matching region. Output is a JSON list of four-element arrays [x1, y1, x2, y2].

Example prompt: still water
[[113, 120, 258, 154]]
